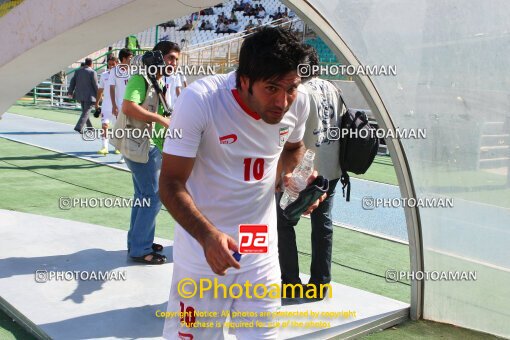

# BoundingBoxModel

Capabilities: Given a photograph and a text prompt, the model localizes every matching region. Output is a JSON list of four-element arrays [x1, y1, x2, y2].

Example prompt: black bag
[[282, 176, 329, 221], [338, 95, 379, 202]]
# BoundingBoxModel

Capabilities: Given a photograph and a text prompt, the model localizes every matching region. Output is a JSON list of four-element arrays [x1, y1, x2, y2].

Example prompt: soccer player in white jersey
[[109, 48, 133, 163], [178, 72, 187, 88], [160, 27, 324, 340], [164, 73, 182, 110], [96, 56, 118, 155]]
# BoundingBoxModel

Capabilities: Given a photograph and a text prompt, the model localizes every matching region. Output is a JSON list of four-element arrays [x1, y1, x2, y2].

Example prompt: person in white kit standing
[[159, 27, 324, 340], [109, 48, 133, 118], [109, 48, 133, 163], [96, 55, 118, 155], [164, 73, 182, 111]]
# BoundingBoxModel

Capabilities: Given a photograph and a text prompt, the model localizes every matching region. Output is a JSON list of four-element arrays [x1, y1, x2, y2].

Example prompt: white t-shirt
[[108, 65, 129, 108], [163, 71, 309, 275], [98, 70, 113, 114], [164, 74, 182, 109]]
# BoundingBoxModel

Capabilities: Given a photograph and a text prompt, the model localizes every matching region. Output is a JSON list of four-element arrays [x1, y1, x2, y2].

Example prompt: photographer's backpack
[[338, 94, 379, 201]]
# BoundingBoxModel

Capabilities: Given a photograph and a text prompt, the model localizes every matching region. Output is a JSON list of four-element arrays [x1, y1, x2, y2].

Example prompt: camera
[[131, 50, 165, 68], [142, 50, 165, 68], [130, 50, 172, 116]]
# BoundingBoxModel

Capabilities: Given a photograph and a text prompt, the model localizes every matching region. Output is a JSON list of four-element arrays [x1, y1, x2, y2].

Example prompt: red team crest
[[238, 224, 268, 253]]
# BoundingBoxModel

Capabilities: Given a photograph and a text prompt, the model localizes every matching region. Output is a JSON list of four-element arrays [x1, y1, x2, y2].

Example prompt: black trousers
[[277, 178, 339, 285], [74, 100, 94, 132]]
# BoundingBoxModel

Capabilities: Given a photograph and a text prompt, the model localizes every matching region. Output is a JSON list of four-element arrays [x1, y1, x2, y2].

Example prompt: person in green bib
[[121, 41, 181, 264], [125, 35, 141, 52]]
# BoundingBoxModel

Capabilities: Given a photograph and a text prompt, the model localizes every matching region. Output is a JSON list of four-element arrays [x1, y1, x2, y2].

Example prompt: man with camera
[[115, 41, 180, 264]]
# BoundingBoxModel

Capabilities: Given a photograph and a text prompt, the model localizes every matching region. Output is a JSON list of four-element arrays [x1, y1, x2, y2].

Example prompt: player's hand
[[159, 117, 170, 128], [202, 229, 241, 276], [282, 170, 327, 215], [303, 170, 327, 215], [275, 174, 283, 192], [112, 105, 119, 117], [281, 172, 292, 189]]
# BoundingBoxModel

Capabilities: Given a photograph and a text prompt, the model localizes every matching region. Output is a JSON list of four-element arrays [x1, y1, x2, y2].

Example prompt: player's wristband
[[282, 176, 329, 221]]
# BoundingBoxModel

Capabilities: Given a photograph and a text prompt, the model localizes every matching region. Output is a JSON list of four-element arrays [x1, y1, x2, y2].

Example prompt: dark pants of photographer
[[74, 100, 94, 132], [277, 179, 339, 287]]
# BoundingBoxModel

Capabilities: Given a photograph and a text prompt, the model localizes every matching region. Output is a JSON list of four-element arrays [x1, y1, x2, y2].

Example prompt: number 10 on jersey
[[243, 158, 265, 181]]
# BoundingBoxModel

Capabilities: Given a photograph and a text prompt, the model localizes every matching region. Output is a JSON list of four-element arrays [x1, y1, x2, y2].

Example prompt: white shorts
[[163, 261, 281, 340], [101, 110, 116, 126]]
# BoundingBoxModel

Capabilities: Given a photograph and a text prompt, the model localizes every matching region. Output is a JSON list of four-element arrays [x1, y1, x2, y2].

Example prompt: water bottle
[[279, 149, 315, 210]]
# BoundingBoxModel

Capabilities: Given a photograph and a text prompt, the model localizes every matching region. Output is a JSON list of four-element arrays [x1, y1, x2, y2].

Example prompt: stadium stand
[[30, 0, 309, 104], [95, 0, 302, 53], [306, 36, 338, 63]]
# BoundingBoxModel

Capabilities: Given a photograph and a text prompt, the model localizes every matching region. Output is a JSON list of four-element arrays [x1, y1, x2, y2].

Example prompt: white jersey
[[164, 74, 182, 109], [98, 69, 113, 114], [108, 65, 129, 108], [178, 73, 187, 86], [163, 71, 309, 275]]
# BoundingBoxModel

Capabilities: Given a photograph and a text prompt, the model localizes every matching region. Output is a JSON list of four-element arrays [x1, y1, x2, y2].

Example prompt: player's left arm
[[277, 86, 309, 187], [280, 140, 305, 176], [278, 88, 325, 214], [279, 140, 325, 214]]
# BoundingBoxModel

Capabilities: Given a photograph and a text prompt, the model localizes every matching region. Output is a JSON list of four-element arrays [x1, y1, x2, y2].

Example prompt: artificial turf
[[0, 105, 500, 339]]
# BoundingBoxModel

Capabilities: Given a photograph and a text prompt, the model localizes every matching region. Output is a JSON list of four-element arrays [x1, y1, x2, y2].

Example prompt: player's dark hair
[[153, 41, 181, 55], [107, 55, 117, 62], [84, 58, 92, 66], [118, 48, 133, 63], [236, 27, 313, 93]]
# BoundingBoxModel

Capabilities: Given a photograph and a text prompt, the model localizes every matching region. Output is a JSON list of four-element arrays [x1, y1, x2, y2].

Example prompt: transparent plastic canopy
[[305, 0, 510, 337]]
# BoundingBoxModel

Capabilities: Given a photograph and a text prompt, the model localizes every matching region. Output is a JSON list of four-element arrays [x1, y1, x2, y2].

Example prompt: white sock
[[103, 138, 108, 149]]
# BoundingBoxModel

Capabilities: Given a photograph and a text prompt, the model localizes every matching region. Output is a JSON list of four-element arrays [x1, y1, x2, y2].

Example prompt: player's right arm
[[109, 68, 118, 115], [175, 75, 182, 97], [159, 154, 240, 275], [96, 89, 103, 110], [96, 74, 104, 110], [159, 85, 240, 276]]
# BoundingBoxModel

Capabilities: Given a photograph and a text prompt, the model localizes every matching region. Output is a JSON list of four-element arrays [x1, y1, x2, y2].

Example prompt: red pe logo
[[219, 134, 238, 144], [239, 224, 268, 254]]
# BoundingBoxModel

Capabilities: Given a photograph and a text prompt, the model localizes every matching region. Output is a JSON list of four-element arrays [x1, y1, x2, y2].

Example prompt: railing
[[67, 48, 150, 77], [27, 81, 80, 109], [181, 17, 304, 69], [29, 18, 307, 109]]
